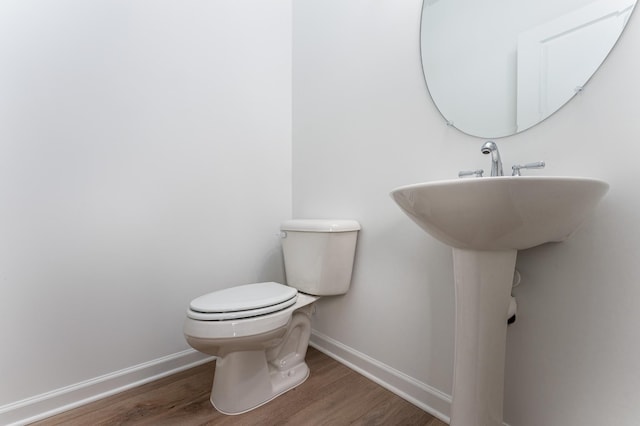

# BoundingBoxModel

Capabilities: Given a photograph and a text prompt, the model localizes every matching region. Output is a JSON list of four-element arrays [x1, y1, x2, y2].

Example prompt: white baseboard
[[0, 349, 214, 426], [309, 330, 452, 424]]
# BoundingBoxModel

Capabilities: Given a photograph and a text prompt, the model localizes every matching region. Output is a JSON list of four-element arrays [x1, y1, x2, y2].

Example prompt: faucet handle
[[458, 169, 484, 178], [511, 161, 545, 176]]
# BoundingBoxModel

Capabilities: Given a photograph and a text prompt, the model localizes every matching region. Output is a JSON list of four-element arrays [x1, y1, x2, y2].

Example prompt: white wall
[[0, 0, 291, 412], [294, 1, 640, 425]]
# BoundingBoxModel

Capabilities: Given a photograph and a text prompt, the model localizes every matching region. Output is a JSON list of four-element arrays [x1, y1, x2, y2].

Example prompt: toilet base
[[209, 305, 314, 415], [211, 349, 310, 415]]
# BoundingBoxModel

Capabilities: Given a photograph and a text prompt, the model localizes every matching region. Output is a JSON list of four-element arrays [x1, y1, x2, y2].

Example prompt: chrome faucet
[[481, 141, 503, 177]]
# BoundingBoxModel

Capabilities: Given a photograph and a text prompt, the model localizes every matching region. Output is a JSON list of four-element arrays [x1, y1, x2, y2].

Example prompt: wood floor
[[32, 347, 448, 426]]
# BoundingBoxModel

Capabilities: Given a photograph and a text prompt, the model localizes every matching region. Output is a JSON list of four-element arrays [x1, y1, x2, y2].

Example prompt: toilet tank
[[280, 219, 360, 296]]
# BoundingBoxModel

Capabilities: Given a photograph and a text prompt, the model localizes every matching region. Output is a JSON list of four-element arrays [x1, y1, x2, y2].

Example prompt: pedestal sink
[[390, 176, 609, 426]]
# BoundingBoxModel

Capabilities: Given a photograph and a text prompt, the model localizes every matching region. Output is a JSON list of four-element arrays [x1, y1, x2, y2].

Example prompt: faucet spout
[[481, 141, 503, 177]]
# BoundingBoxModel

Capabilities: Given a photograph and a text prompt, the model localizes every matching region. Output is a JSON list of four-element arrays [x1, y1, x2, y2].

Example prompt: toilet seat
[[187, 282, 298, 321]]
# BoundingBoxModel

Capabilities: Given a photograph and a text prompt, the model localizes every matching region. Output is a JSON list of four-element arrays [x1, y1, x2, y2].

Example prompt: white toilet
[[183, 219, 360, 415]]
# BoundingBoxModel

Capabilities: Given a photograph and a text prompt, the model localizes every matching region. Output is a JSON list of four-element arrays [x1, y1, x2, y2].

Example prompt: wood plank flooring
[[32, 347, 448, 426]]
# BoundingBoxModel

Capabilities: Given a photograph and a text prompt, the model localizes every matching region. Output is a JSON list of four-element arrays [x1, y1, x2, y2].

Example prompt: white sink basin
[[391, 176, 609, 251]]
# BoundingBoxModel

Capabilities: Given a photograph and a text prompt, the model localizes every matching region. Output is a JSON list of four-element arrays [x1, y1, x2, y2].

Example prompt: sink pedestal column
[[449, 248, 517, 426]]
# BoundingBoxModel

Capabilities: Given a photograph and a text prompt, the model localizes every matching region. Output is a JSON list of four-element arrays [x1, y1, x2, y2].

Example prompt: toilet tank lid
[[281, 219, 361, 232]]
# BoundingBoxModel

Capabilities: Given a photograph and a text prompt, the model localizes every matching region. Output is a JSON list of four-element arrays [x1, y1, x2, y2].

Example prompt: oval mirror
[[420, 0, 637, 138]]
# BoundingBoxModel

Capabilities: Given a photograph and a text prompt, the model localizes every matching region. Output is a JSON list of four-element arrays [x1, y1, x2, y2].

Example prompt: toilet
[[183, 219, 360, 415]]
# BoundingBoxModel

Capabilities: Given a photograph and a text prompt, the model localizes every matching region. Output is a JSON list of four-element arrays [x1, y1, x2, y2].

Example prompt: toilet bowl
[[183, 219, 360, 415]]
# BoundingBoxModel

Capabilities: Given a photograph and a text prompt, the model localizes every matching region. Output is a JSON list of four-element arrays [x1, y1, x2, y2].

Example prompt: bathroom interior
[[1, 1, 640, 425]]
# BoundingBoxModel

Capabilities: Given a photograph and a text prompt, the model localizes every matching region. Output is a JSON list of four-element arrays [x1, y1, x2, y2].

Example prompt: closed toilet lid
[[188, 282, 298, 321]]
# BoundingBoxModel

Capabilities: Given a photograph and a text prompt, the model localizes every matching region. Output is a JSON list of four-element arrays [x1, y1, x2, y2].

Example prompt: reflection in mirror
[[420, 0, 637, 138]]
